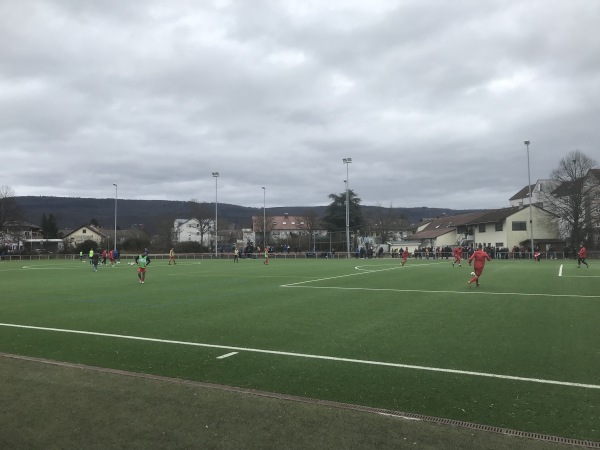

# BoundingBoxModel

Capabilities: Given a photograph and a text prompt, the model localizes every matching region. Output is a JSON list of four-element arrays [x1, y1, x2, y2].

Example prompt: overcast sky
[[1, 1, 599, 210]]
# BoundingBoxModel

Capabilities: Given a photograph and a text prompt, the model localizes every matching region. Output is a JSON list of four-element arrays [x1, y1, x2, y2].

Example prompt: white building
[[172, 218, 214, 246]]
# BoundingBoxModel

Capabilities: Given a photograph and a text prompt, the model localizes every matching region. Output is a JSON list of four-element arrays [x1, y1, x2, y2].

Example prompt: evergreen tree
[[41, 213, 59, 238], [323, 189, 363, 231]]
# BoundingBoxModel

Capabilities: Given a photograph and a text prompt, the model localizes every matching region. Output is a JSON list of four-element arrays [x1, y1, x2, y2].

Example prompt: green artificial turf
[[1, 256, 599, 442]]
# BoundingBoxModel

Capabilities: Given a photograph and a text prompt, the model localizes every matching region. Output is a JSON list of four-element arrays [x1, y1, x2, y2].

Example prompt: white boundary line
[[280, 266, 600, 298], [281, 285, 600, 298], [1, 322, 598, 390]]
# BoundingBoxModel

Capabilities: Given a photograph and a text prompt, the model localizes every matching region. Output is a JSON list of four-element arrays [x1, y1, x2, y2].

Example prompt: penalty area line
[[0, 322, 598, 390], [280, 285, 600, 299]]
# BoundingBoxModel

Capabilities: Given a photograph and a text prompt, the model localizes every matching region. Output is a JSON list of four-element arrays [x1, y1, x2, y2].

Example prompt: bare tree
[[0, 185, 21, 231], [540, 150, 599, 249], [188, 199, 214, 246], [365, 203, 410, 245], [295, 209, 323, 252], [253, 213, 276, 248]]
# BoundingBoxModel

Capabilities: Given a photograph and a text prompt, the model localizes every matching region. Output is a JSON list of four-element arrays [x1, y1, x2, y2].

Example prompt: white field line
[[216, 352, 238, 359], [282, 262, 442, 287], [281, 265, 600, 298], [1, 322, 599, 390], [557, 264, 599, 278], [281, 285, 600, 299]]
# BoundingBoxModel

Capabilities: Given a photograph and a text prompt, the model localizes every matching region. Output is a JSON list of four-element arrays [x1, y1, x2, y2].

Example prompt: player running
[[468, 244, 491, 288], [577, 244, 589, 268], [452, 246, 463, 267], [169, 248, 177, 265], [401, 247, 409, 266]]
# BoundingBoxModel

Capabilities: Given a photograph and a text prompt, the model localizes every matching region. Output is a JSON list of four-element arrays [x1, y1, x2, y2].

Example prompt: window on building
[[512, 221, 527, 231], [82, 229, 86, 234], [495, 222, 503, 232], [495, 242, 504, 247], [478, 224, 486, 233]]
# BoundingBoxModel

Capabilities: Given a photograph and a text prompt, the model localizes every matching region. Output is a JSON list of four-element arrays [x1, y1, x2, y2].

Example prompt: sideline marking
[[217, 352, 238, 359], [1, 322, 598, 390]]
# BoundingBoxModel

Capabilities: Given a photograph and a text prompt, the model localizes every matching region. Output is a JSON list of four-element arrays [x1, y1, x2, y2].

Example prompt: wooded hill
[[15, 196, 477, 234]]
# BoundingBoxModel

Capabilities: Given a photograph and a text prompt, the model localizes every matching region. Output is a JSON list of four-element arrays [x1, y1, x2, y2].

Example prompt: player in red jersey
[[468, 244, 491, 287], [401, 247, 409, 266], [577, 244, 589, 268], [452, 246, 463, 267]]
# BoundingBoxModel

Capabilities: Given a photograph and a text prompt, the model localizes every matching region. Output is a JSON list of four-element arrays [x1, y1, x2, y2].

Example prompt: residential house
[[251, 213, 328, 250], [466, 205, 561, 252], [63, 225, 109, 247], [585, 169, 600, 248], [406, 206, 561, 253], [172, 218, 213, 246], [1, 220, 44, 251], [404, 212, 485, 249]]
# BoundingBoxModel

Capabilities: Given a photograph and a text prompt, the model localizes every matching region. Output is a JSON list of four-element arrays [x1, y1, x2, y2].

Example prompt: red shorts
[[473, 266, 484, 276], [138, 268, 146, 274]]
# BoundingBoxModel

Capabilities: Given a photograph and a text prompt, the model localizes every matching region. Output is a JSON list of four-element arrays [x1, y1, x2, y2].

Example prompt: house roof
[[509, 184, 535, 201], [465, 206, 522, 224], [174, 218, 198, 228], [4, 220, 42, 231], [551, 179, 581, 197], [409, 211, 487, 240], [409, 227, 455, 239], [587, 168, 600, 182], [252, 215, 324, 232]]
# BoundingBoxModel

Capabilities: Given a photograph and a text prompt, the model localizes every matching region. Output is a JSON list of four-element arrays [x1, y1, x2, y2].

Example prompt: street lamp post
[[212, 172, 219, 258], [262, 186, 266, 249], [112, 183, 117, 251], [343, 158, 352, 258], [524, 140, 534, 258]]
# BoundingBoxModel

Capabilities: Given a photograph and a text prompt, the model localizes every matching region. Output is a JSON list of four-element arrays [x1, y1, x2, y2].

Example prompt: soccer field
[[1, 256, 599, 442]]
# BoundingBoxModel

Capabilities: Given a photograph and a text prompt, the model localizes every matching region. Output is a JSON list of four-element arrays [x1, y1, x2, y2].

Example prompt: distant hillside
[[15, 196, 478, 234]]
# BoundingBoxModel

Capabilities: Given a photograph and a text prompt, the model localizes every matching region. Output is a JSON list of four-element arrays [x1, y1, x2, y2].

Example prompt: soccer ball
[[470, 272, 476, 277]]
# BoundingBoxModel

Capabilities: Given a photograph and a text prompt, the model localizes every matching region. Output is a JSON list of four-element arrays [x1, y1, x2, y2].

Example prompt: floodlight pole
[[524, 140, 534, 258], [343, 158, 352, 258], [212, 172, 219, 258], [262, 186, 266, 249], [112, 183, 117, 251]]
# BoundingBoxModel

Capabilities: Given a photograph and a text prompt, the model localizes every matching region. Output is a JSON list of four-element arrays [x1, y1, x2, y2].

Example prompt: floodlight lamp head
[[343, 158, 352, 164], [212, 172, 219, 177], [524, 140, 530, 146]]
